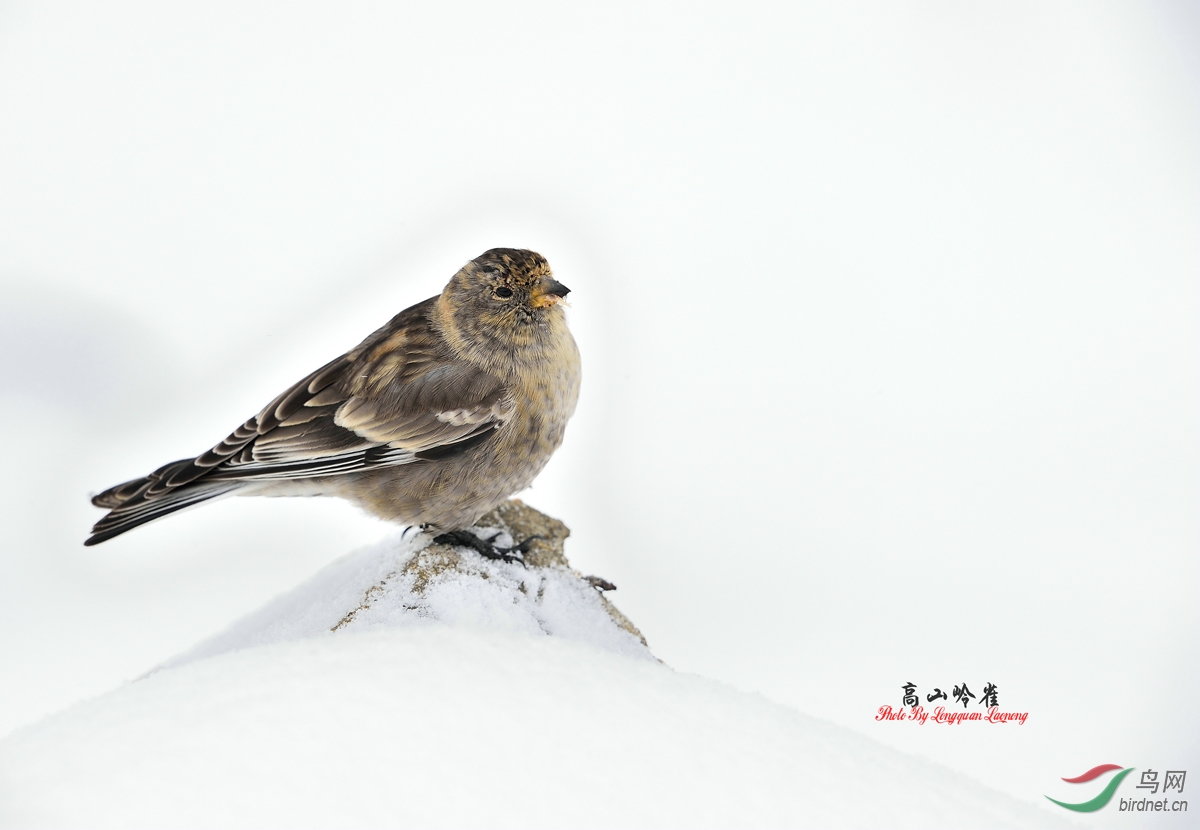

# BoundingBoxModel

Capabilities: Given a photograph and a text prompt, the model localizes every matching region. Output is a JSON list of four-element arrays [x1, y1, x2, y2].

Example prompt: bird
[[86, 248, 580, 559]]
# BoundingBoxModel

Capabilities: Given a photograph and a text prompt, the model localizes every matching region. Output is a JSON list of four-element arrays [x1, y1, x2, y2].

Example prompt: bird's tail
[[86, 472, 244, 546]]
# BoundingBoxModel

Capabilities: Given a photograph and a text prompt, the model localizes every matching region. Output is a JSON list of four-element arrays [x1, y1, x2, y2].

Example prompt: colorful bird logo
[[1045, 764, 1134, 812]]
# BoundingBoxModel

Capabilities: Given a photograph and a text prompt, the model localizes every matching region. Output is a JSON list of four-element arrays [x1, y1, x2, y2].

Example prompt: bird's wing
[[98, 299, 514, 504], [330, 319, 514, 454]]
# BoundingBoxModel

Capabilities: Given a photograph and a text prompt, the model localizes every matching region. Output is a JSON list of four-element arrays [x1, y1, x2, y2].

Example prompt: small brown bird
[[87, 248, 580, 558]]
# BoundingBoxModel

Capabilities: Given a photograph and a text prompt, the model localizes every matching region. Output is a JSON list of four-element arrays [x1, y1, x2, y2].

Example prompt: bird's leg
[[431, 529, 537, 567]]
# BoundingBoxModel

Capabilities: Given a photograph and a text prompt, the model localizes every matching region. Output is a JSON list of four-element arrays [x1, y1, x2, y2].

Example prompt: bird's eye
[[494, 287, 514, 299]]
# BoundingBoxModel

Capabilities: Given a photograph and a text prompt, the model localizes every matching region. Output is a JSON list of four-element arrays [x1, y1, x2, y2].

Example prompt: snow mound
[[0, 504, 1070, 828], [0, 626, 1068, 830], [157, 500, 653, 671]]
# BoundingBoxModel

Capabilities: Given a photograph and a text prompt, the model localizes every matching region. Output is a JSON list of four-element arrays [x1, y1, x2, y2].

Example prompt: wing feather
[[90, 296, 515, 545]]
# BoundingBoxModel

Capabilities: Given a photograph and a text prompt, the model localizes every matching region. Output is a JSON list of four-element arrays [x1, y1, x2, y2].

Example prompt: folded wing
[[87, 299, 513, 545]]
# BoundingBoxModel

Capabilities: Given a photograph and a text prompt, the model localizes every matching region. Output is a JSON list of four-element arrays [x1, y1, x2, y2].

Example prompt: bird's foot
[[432, 529, 542, 567]]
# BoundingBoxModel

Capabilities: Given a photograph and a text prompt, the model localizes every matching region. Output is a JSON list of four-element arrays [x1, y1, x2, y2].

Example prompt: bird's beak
[[531, 279, 571, 308]]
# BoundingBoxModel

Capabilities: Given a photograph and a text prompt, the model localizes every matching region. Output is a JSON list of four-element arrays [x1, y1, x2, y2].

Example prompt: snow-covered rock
[[0, 503, 1071, 829], [155, 499, 652, 673]]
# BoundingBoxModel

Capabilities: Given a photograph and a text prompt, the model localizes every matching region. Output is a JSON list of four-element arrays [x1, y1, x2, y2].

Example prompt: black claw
[[432, 529, 528, 567], [584, 575, 617, 592], [512, 535, 543, 554]]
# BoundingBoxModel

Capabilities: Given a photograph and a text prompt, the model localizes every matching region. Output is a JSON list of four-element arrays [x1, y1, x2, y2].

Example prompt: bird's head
[[436, 248, 572, 369]]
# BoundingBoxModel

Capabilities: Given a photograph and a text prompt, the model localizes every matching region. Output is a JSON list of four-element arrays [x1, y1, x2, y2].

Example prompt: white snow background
[[0, 1, 1196, 827]]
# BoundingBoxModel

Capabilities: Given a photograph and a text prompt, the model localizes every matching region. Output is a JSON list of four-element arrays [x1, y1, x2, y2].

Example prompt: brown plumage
[[86, 248, 580, 547]]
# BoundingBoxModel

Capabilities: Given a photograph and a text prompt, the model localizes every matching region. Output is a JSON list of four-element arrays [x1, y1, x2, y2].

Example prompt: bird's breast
[[501, 333, 580, 458]]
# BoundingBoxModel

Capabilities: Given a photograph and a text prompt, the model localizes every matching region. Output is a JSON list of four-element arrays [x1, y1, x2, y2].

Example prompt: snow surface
[[0, 533, 1072, 829]]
